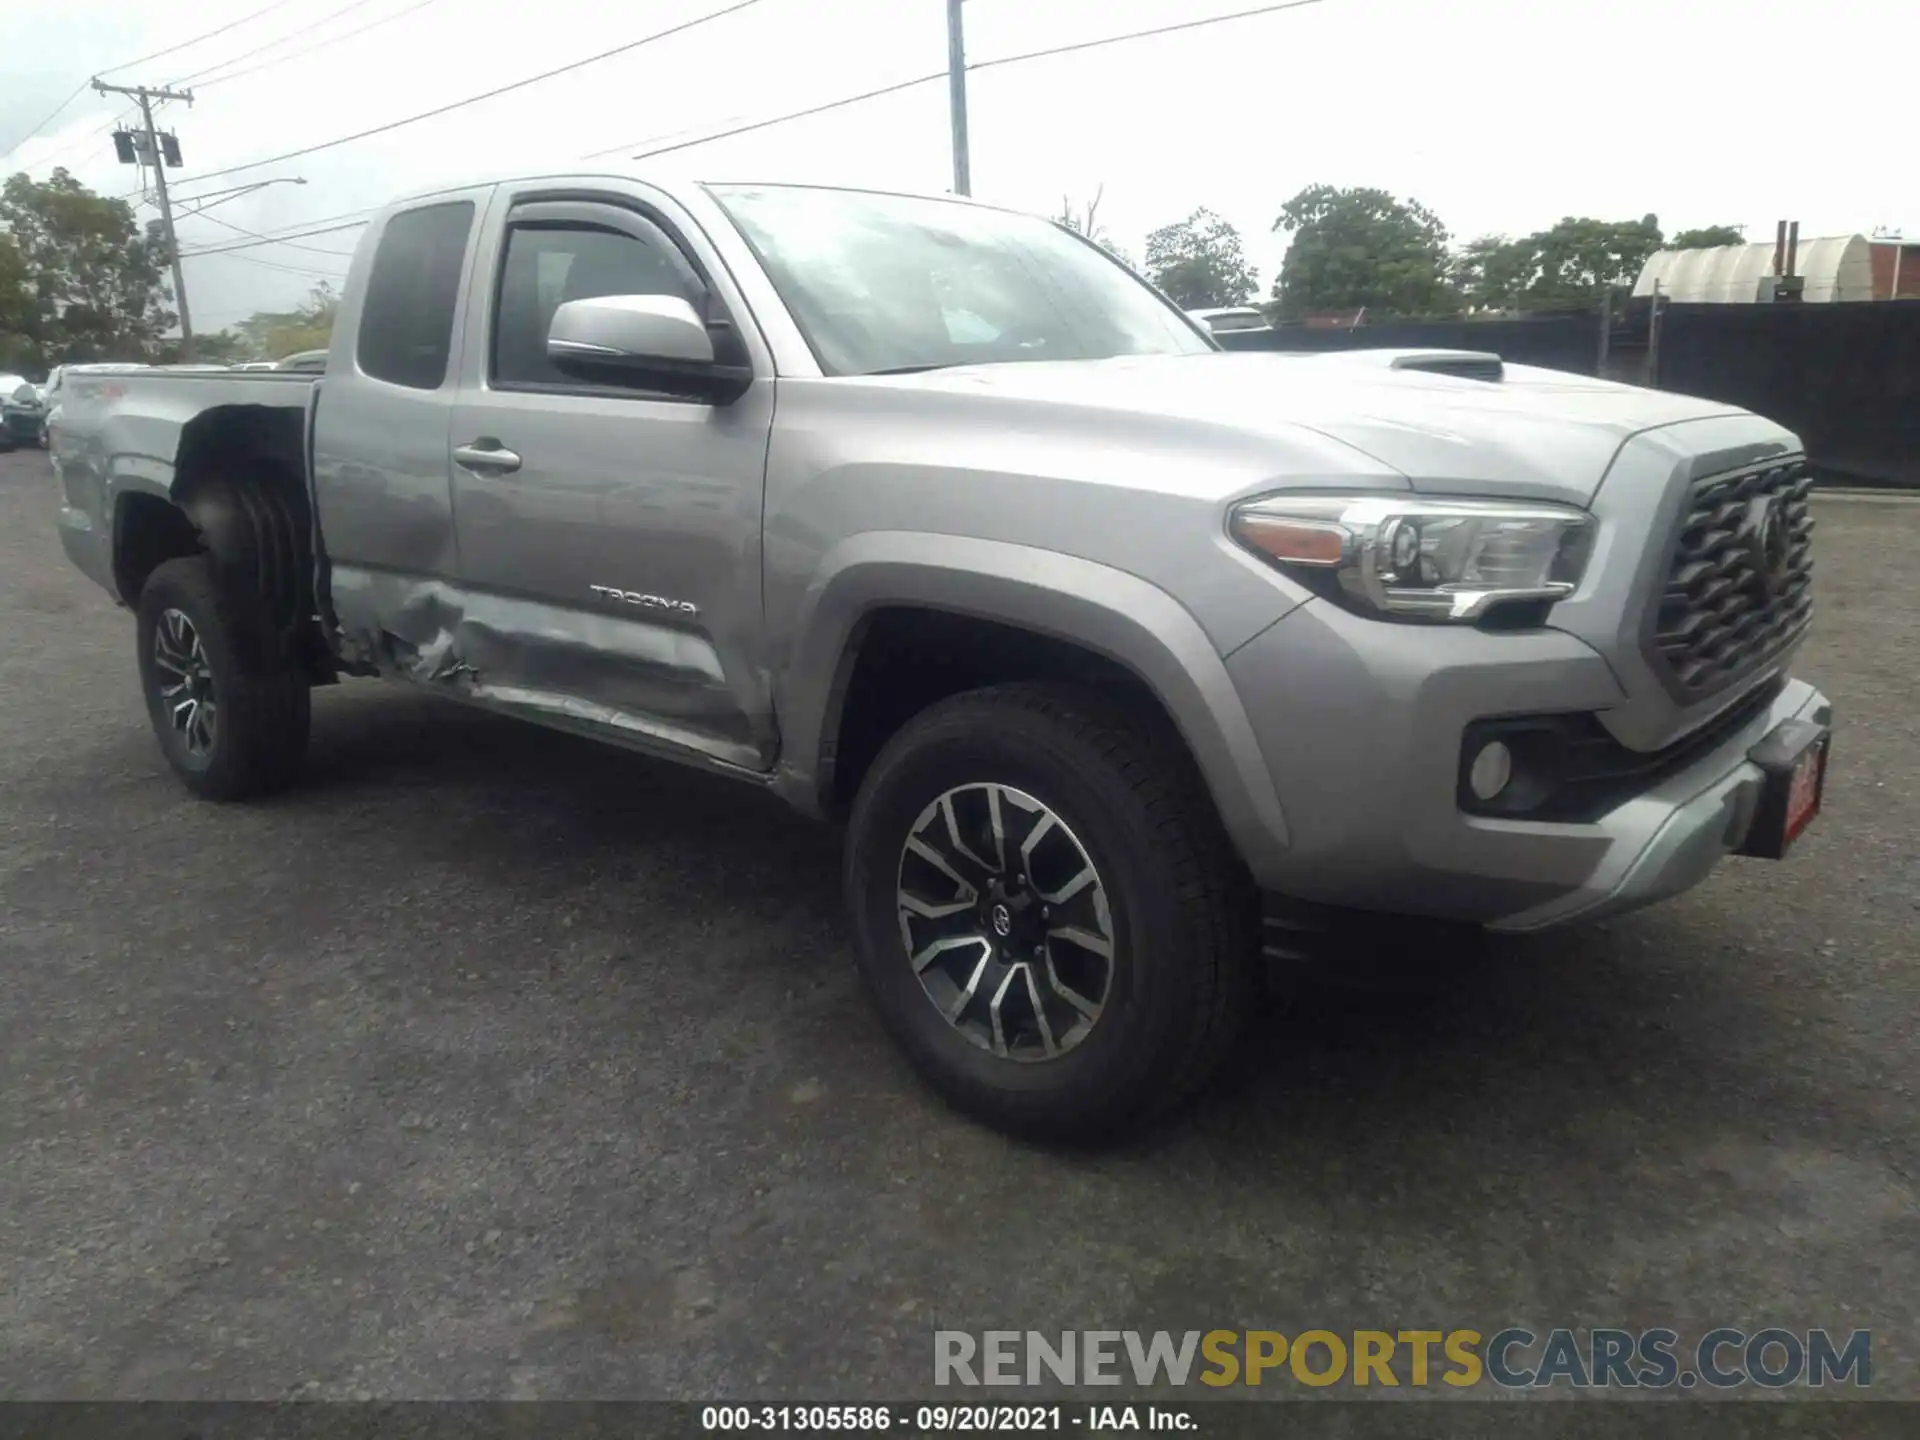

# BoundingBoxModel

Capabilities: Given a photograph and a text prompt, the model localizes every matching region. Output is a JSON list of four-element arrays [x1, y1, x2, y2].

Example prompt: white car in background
[[1185, 305, 1270, 335]]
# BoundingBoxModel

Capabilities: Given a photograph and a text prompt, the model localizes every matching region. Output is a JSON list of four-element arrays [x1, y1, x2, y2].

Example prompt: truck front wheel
[[135, 556, 311, 800], [844, 682, 1257, 1140]]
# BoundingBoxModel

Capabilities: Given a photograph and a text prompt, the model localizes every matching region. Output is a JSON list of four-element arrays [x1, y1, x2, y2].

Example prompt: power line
[[99, 0, 304, 77], [182, 210, 361, 256], [179, 217, 374, 257], [172, 0, 383, 86], [581, 114, 757, 160], [155, 0, 1333, 259], [180, 0, 767, 187], [2, 0, 300, 156], [191, 0, 446, 89], [974, 0, 1326, 74], [597, 72, 947, 161], [188, 249, 348, 280], [175, 198, 374, 227], [14, 115, 124, 170], [2, 82, 93, 158], [606, 0, 1328, 161]]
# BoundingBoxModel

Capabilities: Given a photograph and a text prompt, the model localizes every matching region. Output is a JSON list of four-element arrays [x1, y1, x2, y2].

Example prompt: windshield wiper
[[863, 363, 961, 376]]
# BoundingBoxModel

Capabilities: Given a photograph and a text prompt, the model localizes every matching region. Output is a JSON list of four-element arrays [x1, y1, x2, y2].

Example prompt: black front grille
[[1649, 457, 1814, 697]]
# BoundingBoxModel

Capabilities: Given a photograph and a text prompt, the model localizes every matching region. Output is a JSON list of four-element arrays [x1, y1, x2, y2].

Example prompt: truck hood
[[878, 350, 1752, 506]]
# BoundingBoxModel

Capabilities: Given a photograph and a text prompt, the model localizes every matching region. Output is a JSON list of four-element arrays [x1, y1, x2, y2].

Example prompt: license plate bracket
[[1737, 716, 1830, 861]]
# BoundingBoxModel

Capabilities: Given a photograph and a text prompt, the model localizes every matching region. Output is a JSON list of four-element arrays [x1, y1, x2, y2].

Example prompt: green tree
[[1523, 214, 1664, 308], [1271, 184, 1452, 319], [0, 231, 35, 373], [1143, 207, 1257, 309], [0, 168, 176, 366], [1669, 224, 1745, 250], [1453, 214, 1667, 312], [186, 331, 256, 365], [1449, 234, 1528, 313], [233, 282, 338, 360]]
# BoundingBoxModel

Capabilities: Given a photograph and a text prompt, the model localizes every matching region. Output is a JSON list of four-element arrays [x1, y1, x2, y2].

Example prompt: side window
[[492, 217, 704, 387], [356, 200, 474, 390]]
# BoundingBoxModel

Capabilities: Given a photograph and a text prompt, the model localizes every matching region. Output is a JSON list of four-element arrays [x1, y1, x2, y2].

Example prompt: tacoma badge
[[589, 585, 699, 616]]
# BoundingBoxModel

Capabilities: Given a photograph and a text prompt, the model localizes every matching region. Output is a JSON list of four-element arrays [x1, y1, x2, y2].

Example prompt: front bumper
[[1222, 596, 1828, 931], [1485, 678, 1828, 931]]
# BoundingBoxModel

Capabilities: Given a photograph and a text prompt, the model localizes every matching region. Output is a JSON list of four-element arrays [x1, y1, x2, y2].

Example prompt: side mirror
[[546, 293, 751, 403]]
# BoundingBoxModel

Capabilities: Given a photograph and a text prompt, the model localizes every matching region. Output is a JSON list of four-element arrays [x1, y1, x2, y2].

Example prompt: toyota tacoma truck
[[50, 173, 1832, 1138]]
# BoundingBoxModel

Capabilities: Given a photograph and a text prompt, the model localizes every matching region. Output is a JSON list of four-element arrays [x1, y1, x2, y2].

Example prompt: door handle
[[452, 439, 522, 474]]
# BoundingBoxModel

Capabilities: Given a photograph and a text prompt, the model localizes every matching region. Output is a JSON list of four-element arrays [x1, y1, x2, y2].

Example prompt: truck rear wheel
[[844, 682, 1257, 1140], [135, 556, 311, 800]]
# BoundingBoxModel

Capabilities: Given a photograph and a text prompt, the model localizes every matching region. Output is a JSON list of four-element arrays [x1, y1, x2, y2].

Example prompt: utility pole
[[946, 0, 971, 195], [93, 77, 195, 358], [1646, 278, 1663, 387]]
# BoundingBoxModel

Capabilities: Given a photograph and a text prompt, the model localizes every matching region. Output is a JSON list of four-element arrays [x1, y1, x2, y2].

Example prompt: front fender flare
[[773, 531, 1291, 877]]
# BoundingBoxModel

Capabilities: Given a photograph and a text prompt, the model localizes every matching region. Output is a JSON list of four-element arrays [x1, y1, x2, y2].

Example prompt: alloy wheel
[[895, 783, 1115, 1061], [153, 608, 219, 759]]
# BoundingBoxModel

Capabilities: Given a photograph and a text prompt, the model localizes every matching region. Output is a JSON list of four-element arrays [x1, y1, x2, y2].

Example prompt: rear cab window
[[356, 201, 476, 389]]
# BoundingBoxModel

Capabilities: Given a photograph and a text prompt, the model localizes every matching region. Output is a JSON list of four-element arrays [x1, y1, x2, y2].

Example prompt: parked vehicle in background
[[1187, 305, 1270, 334], [0, 377, 22, 451], [48, 171, 1833, 1138], [1, 375, 48, 448], [274, 349, 328, 373]]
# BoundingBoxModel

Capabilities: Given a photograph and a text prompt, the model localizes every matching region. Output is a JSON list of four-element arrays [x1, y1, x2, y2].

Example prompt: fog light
[[1468, 740, 1513, 801]]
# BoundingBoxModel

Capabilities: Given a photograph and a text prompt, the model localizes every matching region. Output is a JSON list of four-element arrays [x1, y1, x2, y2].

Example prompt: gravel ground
[[0, 447, 1915, 1406]]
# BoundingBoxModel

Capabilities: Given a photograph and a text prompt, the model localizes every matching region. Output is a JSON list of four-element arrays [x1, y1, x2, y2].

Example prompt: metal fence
[[1214, 301, 1920, 490], [1656, 300, 1920, 490], [1215, 313, 1604, 376]]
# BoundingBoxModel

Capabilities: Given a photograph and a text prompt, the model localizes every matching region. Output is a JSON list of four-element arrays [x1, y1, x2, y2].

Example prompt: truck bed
[[53, 367, 317, 602]]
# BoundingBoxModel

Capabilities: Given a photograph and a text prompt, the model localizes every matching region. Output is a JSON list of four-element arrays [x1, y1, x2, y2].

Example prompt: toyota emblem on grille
[[1743, 494, 1792, 600]]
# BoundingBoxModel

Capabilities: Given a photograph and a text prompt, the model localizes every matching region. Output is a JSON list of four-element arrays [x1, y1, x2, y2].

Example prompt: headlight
[[1231, 493, 1595, 622]]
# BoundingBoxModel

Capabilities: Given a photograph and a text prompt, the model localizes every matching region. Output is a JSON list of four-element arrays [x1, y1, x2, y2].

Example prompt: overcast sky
[[2, 0, 1913, 334]]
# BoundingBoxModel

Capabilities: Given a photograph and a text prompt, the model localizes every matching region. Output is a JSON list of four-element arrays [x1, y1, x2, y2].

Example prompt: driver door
[[447, 186, 776, 770]]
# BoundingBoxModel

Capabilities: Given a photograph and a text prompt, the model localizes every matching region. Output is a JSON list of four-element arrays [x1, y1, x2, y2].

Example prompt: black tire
[[844, 681, 1257, 1141], [135, 555, 311, 800]]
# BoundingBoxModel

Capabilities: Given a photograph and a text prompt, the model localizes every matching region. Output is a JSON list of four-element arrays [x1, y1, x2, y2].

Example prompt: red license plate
[[1738, 718, 1831, 861], [1783, 739, 1827, 844]]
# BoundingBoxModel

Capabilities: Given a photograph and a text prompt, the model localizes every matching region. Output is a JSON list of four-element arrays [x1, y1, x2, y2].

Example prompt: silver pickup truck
[[52, 172, 1832, 1138]]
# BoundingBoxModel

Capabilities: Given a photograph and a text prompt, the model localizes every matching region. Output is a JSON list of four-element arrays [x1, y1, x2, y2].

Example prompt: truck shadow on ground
[[24, 681, 1905, 1399], [287, 684, 1883, 1190]]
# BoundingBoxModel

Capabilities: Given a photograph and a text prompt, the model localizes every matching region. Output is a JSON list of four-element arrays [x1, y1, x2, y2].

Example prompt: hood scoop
[[1388, 350, 1505, 383]]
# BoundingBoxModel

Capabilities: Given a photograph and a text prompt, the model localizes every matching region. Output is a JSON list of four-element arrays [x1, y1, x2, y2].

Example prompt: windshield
[[708, 185, 1212, 377]]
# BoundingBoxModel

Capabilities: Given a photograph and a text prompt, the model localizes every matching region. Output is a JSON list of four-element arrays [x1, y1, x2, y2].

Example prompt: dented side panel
[[328, 565, 764, 770], [435, 177, 781, 771]]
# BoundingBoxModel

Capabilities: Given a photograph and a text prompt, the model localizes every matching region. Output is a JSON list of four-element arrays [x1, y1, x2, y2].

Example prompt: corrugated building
[[1633, 236, 1875, 303]]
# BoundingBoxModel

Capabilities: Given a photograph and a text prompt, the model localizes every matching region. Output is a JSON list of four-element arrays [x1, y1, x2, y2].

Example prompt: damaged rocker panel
[[328, 564, 765, 773]]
